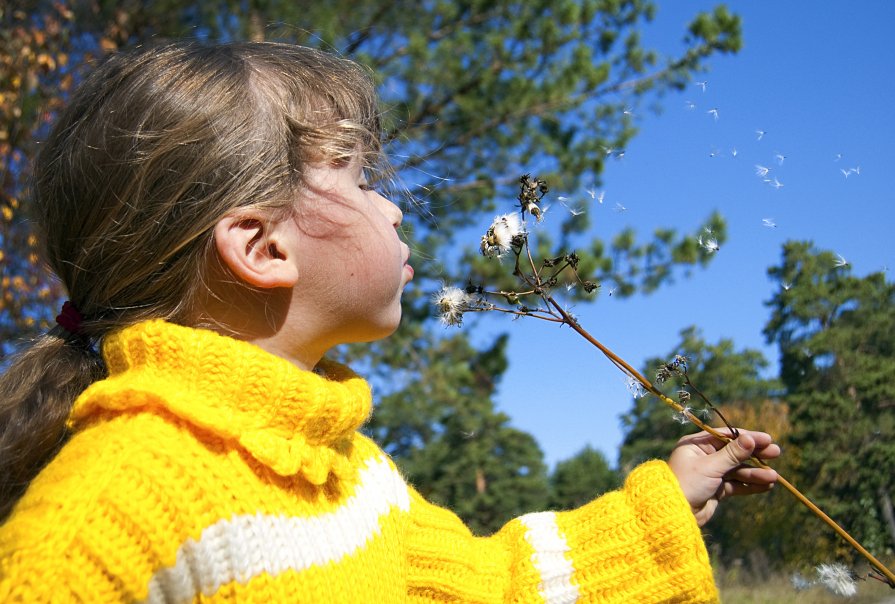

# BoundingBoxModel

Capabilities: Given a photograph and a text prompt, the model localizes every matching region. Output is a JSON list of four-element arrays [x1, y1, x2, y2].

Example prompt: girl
[[0, 42, 779, 603]]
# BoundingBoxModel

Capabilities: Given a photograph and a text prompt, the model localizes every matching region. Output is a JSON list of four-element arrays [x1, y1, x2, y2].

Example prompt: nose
[[378, 193, 403, 228]]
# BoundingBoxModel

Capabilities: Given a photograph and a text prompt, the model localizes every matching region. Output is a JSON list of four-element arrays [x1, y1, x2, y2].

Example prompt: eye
[[359, 183, 376, 193]]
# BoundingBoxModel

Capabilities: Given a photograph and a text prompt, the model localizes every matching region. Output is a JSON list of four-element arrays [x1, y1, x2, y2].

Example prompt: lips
[[402, 246, 413, 280]]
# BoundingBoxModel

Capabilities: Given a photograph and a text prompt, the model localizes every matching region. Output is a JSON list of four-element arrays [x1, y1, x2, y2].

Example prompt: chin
[[347, 316, 403, 345]]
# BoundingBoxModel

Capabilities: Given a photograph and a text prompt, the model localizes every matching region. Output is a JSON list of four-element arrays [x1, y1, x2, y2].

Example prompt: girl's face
[[280, 157, 412, 357]]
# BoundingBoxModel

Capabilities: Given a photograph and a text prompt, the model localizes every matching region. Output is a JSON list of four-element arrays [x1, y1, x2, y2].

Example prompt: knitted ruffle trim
[[68, 320, 373, 485]]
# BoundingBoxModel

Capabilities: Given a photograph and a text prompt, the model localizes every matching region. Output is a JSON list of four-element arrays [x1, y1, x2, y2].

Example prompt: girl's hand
[[668, 429, 780, 527]]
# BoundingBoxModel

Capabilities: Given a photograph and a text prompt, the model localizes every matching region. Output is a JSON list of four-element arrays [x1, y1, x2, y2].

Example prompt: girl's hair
[[0, 41, 384, 520]]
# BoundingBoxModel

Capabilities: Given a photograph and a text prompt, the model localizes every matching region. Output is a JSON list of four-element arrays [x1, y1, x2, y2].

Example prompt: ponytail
[[0, 332, 104, 521]]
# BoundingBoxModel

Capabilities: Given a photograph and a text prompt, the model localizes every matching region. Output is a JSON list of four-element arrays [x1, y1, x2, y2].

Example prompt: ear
[[213, 211, 299, 289]]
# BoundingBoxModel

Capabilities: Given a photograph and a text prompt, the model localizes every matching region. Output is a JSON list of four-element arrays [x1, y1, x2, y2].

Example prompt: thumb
[[708, 433, 755, 476]]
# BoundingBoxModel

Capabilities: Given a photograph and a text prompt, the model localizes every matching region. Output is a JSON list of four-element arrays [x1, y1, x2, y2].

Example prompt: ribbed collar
[[69, 320, 372, 485]]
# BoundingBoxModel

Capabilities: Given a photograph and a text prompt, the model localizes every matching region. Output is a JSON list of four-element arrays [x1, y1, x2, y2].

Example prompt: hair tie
[[55, 300, 84, 335]]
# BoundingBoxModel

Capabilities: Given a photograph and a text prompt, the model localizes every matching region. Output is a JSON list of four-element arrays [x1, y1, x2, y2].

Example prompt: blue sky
[[476, 1, 895, 468]]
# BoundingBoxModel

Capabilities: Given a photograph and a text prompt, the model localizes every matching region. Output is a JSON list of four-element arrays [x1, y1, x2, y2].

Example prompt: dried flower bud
[[433, 286, 470, 327], [518, 174, 548, 221], [582, 281, 598, 293], [656, 366, 673, 384], [565, 252, 579, 269], [677, 389, 691, 403]]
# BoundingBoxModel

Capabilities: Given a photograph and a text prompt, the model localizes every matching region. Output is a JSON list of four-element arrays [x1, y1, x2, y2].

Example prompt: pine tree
[[549, 446, 619, 511], [764, 241, 895, 559]]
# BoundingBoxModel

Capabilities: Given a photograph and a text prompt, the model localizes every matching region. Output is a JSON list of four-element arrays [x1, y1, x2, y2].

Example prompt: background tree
[[549, 445, 619, 511], [3, 1, 743, 528], [0, 4, 79, 353], [764, 241, 895, 561]]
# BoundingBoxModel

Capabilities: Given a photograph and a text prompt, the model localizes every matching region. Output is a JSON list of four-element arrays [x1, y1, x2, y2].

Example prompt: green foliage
[[764, 241, 895, 560], [548, 445, 619, 511]]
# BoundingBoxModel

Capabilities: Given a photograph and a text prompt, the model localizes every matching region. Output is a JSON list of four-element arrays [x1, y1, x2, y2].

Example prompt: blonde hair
[[0, 42, 384, 519]]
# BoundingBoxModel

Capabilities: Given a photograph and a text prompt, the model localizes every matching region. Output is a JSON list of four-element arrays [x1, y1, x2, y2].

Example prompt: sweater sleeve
[[405, 460, 719, 604]]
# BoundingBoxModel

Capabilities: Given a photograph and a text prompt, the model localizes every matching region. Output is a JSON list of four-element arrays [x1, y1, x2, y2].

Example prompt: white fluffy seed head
[[815, 562, 857, 597], [480, 213, 524, 258], [433, 286, 470, 326]]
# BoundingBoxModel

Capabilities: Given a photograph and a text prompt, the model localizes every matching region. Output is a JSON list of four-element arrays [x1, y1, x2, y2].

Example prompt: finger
[[724, 466, 779, 485], [704, 433, 756, 477], [712, 428, 774, 447], [750, 442, 782, 461], [685, 428, 772, 452], [723, 480, 775, 498]]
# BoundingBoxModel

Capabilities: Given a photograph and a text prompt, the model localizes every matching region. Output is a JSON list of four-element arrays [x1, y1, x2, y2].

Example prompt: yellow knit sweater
[[0, 321, 719, 603]]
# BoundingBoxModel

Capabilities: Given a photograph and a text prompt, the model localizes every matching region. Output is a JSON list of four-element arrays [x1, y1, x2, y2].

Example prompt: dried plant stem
[[545, 295, 895, 587]]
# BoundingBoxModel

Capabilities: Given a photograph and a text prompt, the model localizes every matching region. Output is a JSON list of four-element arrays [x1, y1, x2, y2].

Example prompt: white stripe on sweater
[[141, 455, 410, 604], [520, 511, 579, 604]]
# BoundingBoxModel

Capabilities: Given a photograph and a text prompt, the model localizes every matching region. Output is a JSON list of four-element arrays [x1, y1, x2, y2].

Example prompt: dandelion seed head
[[815, 562, 857, 597], [481, 213, 524, 257], [433, 286, 470, 327]]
